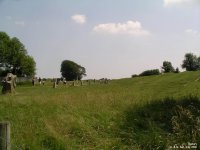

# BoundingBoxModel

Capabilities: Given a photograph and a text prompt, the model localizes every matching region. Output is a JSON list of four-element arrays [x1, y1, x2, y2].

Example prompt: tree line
[[1, 32, 199, 80], [133, 53, 200, 77]]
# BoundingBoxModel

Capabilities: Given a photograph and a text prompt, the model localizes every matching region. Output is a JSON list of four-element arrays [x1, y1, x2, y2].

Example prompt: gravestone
[[1, 73, 16, 94], [32, 77, 35, 86], [53, 78, 57, 88]]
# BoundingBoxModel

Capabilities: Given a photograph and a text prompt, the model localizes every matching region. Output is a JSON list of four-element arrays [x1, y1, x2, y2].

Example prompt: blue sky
[[0, 0, 199, 79]]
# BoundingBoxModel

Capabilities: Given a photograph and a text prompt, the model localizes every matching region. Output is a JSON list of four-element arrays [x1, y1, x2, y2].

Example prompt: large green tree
[[162, 61, 175, 73], [60, 60, 86, 81], [182, 53, 200, 71], [0, 32, 36, 77]]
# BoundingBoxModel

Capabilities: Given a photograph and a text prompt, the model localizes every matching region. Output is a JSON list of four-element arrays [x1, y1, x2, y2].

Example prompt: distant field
[[0, 71, 200, 150]]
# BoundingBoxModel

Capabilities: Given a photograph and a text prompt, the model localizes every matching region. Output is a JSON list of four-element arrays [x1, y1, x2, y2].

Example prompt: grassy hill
[[0, 71, 200, 149]]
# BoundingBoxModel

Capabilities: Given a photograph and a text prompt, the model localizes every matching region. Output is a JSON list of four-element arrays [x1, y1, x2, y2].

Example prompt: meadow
[[0, 71, 200, 150]]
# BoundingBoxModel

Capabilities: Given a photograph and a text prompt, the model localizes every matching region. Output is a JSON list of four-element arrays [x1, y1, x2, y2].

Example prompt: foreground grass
[[0, 71, 200, 149], [121, 96, 200, 149]]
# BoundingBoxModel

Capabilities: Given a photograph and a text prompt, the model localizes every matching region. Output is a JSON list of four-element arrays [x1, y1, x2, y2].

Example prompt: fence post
[[0, 122, 11, 150]]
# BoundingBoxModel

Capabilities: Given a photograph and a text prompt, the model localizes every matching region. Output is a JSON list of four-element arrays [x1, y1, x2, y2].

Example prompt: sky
[[0, 0, 200, 79]]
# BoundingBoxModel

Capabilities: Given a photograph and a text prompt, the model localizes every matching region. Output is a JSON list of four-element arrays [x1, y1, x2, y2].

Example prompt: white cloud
[[164, 0, 199, 6], [71, 14, 86, 24], [185, 29, 200, 37], [15, 21, 25, 26], [93, 20, 150, 36]]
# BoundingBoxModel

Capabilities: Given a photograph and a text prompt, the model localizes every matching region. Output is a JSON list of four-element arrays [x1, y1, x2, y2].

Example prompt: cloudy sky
[[0, 0, 199, 79]]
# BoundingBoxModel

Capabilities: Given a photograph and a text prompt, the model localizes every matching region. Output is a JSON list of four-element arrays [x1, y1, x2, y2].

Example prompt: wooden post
[[0, 122, 10, 150]]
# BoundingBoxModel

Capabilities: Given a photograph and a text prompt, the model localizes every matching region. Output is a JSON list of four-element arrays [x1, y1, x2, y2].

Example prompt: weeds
[[120, 96, 200, 150]]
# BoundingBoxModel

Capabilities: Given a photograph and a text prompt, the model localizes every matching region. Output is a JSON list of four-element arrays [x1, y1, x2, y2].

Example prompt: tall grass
[[120, 96, 200, 150], [0, 71, 200, 149]]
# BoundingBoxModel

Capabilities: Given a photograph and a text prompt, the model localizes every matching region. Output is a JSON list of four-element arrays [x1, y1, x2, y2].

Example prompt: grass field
[[0, 71, 200, 150]]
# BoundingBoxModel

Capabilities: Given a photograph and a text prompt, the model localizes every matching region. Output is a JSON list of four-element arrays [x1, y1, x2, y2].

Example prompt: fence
[[16, 77, 32, 83], [0, 77, 32, 82]]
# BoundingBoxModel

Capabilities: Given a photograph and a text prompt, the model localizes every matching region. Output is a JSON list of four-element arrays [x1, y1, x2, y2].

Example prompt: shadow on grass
[[120, 95, 200, 150], [41, 136, 66, 150]]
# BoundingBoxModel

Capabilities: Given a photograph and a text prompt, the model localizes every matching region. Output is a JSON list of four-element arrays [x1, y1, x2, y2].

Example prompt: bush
[[139, 69, 160, 76], [131, 74, 138, 78]]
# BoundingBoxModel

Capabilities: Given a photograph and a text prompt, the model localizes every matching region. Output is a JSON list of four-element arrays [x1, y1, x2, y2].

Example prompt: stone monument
[[1, 73, 17, 94]]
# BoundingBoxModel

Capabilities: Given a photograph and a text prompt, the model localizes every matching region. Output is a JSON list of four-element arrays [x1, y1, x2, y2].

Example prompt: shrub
[[131, 74, 138, 78], [139, 69, 160, 76], [174, 67, 180, 73]]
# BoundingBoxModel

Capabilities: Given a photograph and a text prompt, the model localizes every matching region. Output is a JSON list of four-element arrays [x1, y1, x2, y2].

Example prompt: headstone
[[53, 78, 57, 88], [63, 78, 67, 85], [104, 78, 108, 84], [1, 73, 16, 94], [32, 77, 35, 86], [38, 77, 42, 85], [56, 79, 59, 85]]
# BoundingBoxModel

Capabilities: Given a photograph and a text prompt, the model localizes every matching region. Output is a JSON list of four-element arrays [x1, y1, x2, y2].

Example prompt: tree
[[197, 57, 200, 69], [162, 61, 174, 73], [0, 32, 36, 76], [174, 67, 180, 73], [182, 53, 199, 71], [60, 60, 86, 81], [20, 55, 36, 76]]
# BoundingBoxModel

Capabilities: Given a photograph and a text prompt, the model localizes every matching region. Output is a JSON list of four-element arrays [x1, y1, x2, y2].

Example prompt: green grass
[[0, 71, 200, 149]]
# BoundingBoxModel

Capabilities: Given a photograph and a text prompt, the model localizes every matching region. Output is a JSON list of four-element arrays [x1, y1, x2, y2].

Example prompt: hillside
[[0, 71, 200, 149]]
